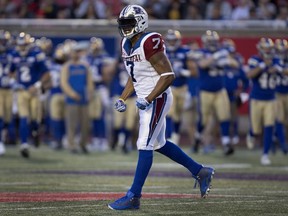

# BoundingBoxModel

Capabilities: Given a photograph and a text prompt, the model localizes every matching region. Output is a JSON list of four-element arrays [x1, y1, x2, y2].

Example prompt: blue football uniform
[[223, 54, 248, 101], [197, 49, 226, 92], [276, 58, 288, 94], [248, 56, 279, 100], [166, 46, 190, 87], [10, 49, 48, 88], [48, 61, 63, 95], [0, 50, 12, 89]]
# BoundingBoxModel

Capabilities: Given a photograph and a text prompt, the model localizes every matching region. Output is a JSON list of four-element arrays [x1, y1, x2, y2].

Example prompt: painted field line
[[1, 199, 287, 212], [0, 192, 266, 203]]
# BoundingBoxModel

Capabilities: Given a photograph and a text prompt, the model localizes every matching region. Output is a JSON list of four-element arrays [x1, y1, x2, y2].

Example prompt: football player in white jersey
[[108, 5, 215, 211]]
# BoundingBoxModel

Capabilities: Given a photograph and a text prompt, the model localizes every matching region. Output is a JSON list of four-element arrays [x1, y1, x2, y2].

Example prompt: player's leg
[[122, 96, 137, 153], [109, 92, 172, 210], [65, 105, 78, 153], [30, 95, 42, 148], [111, 95, 124, 151], [50, 94, 65, 149], [169, 85, 187, 145], [0, 90, 5, 155], [215, 89, 233, 155], [275, 94, 287, 153], [166, 88, 176, 140], [17, 91, 31, 158], [230, 100, 239, 145], [261, 100, 276, 165], [2, 89, 13, 150], [79, 105, 89, 153]]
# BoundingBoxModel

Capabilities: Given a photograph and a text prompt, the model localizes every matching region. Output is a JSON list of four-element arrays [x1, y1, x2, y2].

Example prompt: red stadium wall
[[182, 36, 287, 63]]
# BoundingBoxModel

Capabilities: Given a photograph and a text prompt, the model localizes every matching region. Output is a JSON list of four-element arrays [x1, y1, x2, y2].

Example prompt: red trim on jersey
[[144, 34, 164, 61]]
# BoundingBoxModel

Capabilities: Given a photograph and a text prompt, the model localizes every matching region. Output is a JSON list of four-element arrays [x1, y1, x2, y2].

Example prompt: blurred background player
[[246, 38, 280, 165], [110, 57, 137, 153], [192, 30, 234, 155], [86, 37, 115, 151], [10, 32, 50, 158], [165, 29, 192, 145], [60, 42, 94, 154], [222, 38, 249, 146], [273, 38, 288, 154], [48, 44, 69, 150], [35, 37, 53, 144], [0, 30, 12, 156]]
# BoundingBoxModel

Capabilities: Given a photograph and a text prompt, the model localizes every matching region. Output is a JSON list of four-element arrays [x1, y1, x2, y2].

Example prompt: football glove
[[114, 99, 126, 112], [136, 98, 150, 110]]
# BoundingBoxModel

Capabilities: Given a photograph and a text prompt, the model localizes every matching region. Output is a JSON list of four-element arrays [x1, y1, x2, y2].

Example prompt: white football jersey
[[121, 32, 171, 98]]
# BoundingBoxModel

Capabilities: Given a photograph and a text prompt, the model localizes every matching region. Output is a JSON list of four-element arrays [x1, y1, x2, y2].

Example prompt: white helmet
[[118, 5, 148, 39]]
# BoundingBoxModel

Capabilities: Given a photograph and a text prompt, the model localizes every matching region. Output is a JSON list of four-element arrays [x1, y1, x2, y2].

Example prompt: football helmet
[[118, 5, 148, 39], [222, 38, 236, 53], [0, 30, 11, 52], [256, 38, 274, 59], [16, 32, 32, 56], [201, 30, 220, 52], [165, 29, 182, 52], [53, 44, 69, 63], [274, 39, 287, 60], [90, 37, 104, 55], [36, 37, 53, 55]]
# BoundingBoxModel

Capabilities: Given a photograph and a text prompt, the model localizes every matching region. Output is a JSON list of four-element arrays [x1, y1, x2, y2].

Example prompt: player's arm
[[119, 76, 135, 101], [146, 51, 175, 103], [246, 58, 265, 78], [86, 65, 94, 101], [60, 63, 81, 101], [186, 58, 198, 77]]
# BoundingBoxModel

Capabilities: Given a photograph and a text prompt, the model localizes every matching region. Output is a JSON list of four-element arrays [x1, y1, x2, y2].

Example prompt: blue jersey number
[[126, 61, 136, 82]]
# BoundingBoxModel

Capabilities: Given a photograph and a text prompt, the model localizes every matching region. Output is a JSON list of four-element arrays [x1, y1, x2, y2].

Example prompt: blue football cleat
[[108, 191, 141, 210], [194, 166, 215, 198]]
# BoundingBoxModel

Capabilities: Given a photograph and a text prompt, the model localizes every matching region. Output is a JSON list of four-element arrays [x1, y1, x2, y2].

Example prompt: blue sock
[[275, 122, 287, 151], [53, 120, 65, 141], [8, 119, 16, 143], [130, 150, 153, 197], [93, 119, 106, 138], [156, 141, 202, 176], [124, 129, 132, 144], [233, 120, 239, 137], [166, 117, 173, 138], [263, 126, 273, 154], [174, 121, 180, 134], [30, 120, 38, 132], [220, 121, 230, 137], [20, 118, 28, 144], [0, 118, 3, 142]]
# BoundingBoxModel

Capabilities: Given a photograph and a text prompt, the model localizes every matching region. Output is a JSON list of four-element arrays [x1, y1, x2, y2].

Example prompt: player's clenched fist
[[136, 98, 151, 110], [114, 98, 126, 112]]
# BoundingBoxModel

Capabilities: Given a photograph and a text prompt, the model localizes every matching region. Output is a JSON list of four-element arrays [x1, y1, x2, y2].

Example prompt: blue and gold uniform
[[195, 30, 233, 155], [165, 29, 191, 144], [10, 32, 49, 158], [247, 38, 281, 165]]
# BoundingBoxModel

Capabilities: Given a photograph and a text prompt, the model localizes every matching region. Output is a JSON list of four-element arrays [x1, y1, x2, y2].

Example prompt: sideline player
[[246, 38, 279, 165], [10, 32, 50, 158], [192, 30, 234, 155], [0, 30, 12, 155], [108, 5, 214, 210]]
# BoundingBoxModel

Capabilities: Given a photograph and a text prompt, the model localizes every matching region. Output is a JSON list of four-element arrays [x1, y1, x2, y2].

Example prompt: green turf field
[[0, 145, 287, 216]]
